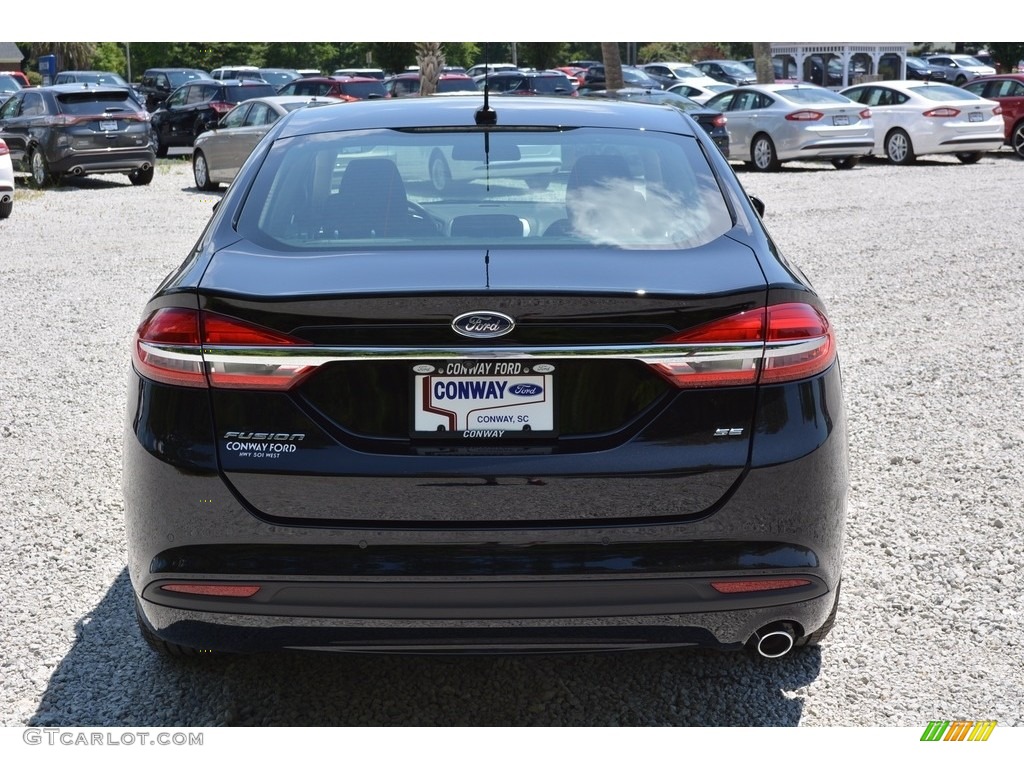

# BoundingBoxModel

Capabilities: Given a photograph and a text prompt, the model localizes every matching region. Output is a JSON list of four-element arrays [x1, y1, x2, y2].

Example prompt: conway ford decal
[[452, 311, 515, 339], [509, 383, 543, 397]]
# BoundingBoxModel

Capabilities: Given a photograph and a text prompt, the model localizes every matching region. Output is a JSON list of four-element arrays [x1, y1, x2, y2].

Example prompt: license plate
[[832, 114, 849, 126], [969, 112, 983, 122], [412, 361, 555, 438], [100, 120, 118, 132]]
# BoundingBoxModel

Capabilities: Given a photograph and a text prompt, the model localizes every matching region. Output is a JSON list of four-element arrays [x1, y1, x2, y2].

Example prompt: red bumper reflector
[[160, 584, 261, 597], [710, 579, 811, 594]]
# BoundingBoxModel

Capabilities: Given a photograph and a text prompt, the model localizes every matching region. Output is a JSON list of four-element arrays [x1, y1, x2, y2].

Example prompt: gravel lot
[[1, 150, 1021, 728]]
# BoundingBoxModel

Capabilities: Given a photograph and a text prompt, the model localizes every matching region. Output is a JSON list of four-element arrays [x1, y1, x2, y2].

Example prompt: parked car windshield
[[0, 74, 21, 91], [168, 70, 209, 88], [338, 81, 388, 98], [237, 127, 733, 252]]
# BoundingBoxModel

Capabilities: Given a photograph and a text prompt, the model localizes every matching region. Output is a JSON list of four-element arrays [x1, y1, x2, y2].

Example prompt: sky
[[10, 3, 1017, 45]]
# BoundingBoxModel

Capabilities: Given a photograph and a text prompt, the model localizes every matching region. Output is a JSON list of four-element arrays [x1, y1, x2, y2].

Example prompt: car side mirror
[[749, 195, 766, 218]]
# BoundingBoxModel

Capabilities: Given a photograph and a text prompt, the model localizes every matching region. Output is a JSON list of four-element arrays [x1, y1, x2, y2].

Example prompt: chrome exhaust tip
[[751, 622, 796, 658]]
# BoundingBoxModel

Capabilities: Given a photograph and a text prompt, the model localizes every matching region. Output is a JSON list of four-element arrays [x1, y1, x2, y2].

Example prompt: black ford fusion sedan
[[124, 94, 848, 658]]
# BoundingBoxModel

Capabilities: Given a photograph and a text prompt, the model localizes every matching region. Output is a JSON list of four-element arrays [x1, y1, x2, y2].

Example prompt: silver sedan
[[191, 95, 341, 190], [839, 80, 1004, 165], [705, 83, 875, 171]]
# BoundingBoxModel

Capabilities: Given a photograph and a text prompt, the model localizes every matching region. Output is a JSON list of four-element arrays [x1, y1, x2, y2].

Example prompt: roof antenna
[[475, 42, 497, 126]]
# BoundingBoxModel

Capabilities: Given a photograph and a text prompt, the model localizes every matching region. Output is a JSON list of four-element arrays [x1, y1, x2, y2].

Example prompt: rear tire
[[1012, 121, 1024, 159], [30, 147, 53, 187], [830, 156, 858, 170], [751, 134, 781, 172], [192, 150, 219, 191], [955, 152, 983, 165], [885, 129, 915, 164], [0, 198, 11, 219], [155, 141, 168, 159]]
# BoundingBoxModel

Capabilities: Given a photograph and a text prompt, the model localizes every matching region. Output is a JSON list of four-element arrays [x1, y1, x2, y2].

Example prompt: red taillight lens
[[712, 114, 727, 128], [992, 105, 1003, 116], [133, 307, 206, 388], [761, 303, 836, 384], [0, 139, 9, 156], [649, 302, 836, 388], [785, 110, 825, 121], [859, 108, 872, 119], [132, 308, 312, 390], [209, 101, 234, 114], [923, 107, 960, 118]]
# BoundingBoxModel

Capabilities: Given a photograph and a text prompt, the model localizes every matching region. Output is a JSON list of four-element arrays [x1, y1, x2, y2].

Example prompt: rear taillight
[[859, 108, 872, 119], [208, 101, 234, 114], [711, 114, 727, 128], [649, 303, 836, 388], [785, 110, 825, 121], [923, 107, 960, 118], [0, 140, 9, 155], [132, 308, 312, 390]]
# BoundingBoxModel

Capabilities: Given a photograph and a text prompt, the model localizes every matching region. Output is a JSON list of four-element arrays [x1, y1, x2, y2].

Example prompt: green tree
[[517, 43, 568, 70], [637, 42, 694, 64], [91, 42, 125, 75], [29, 42, 96, 70]]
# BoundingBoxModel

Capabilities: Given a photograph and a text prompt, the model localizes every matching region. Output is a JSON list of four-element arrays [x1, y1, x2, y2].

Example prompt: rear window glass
[[168, 70, 208, 87], [338, 81, 388, 98], [777, 87, 852, 104], [437, 79, 479, 93], [56, 91, 141, 113], [237, 126, 733, 252], [0, 74, 21, 91], [529, 76, 573, 93], [224, 84, 277, 101], [909, 84, 986, 101]]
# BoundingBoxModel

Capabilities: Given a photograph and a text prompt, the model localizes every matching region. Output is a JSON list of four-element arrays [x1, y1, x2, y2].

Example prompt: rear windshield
[[224, 84, 277, 101], [909, 83, 987, 101], [777, 87, 852, 104], [0, 74, 21, 91], [56, 91, 141, 114], [237, 126, 733, 252], [529, 76, 573, 93], [437, 79, 479, 93], [338, 81, 388, 98]]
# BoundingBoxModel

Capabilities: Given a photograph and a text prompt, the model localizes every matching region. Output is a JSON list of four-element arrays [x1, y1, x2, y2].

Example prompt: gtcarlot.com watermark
[[23, 728, 203, 747]]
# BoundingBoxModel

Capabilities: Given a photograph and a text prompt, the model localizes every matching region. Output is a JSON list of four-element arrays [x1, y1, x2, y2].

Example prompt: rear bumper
[[124, 364, 848, 653], [48, 147, 156, 176]]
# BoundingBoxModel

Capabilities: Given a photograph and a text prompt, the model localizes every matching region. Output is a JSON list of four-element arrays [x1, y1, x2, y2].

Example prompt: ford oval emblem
[[509, 383, 543, 397], [452, 311, 515, 339]]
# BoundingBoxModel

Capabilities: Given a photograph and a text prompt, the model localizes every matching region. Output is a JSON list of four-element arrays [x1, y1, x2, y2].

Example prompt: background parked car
[[923, 55, 995, 86], [582, 87, 730, 156], [277, 76, 389, 101], [640, 62, 715, 88], [209, 66, 265, 82], [137, 68, 210, 112], [905, 56, 942, 81], [0, 84, 155, 186], [0, 70, 29, 88], [1, 73, 22, 101], [839, 80, 1004, 165], [192, 95, 342, 191], [962, 73, 1024, 158], [477, 70, 577, 96], [150, 79, 278, 157], [580, 65, 663, 92], [465, 63, 518, 78], [0, 137, 13, 219], [705, 83, 874, 171], [696, 60, 757, 86]]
